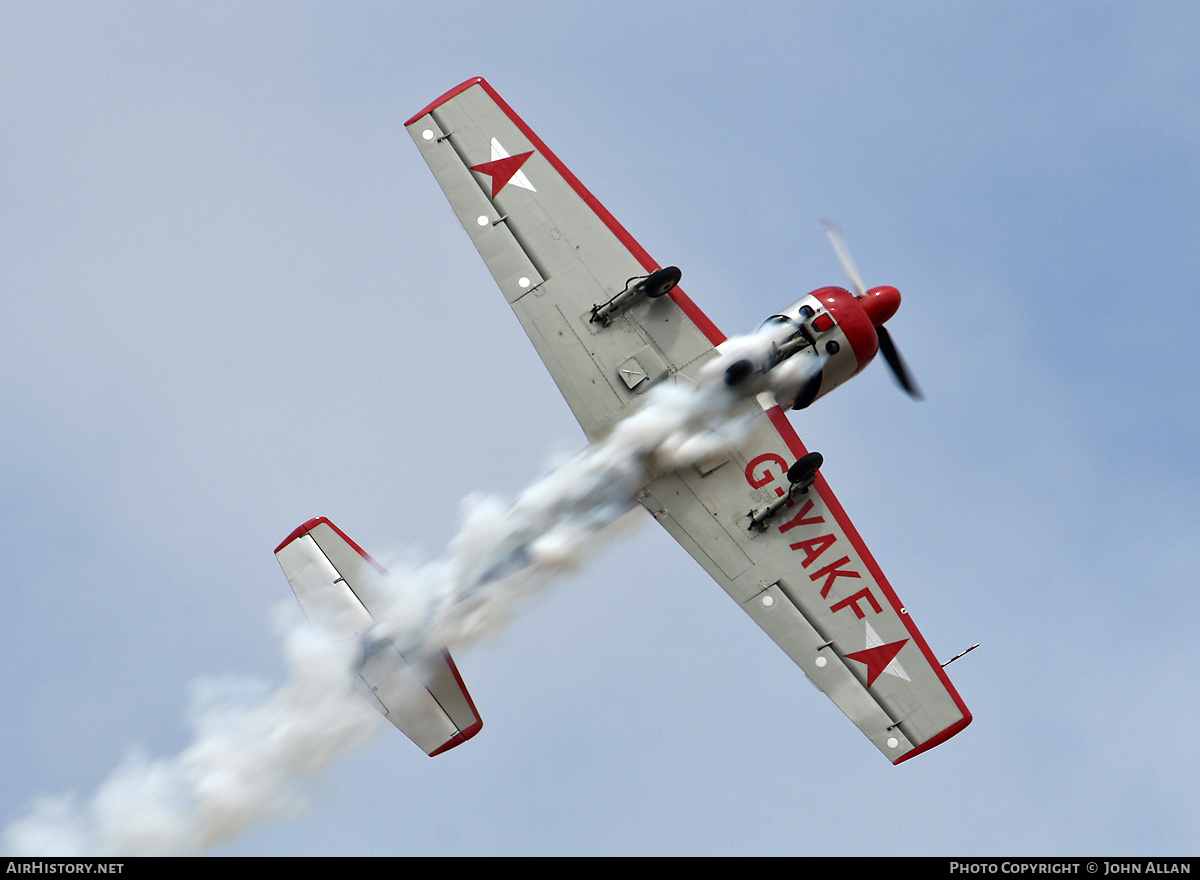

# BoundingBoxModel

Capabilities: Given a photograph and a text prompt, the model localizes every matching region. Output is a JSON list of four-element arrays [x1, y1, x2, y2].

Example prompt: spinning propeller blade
[[877, 325, 923, 399], [821, 218, 866, 298], [821, 219, 923, 400]]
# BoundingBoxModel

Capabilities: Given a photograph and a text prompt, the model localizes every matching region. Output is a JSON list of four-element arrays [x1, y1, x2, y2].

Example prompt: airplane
[[274, 77, 972, 763]]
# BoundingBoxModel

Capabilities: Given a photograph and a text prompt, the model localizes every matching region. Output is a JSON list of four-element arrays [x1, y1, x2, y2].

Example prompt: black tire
[[787, 452, 824, 485], [643, 266, 681, 298]]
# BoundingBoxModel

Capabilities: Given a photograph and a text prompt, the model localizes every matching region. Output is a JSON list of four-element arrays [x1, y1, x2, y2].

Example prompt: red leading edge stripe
[[408, 78, 969, 762], [405, 77, 727, 347]]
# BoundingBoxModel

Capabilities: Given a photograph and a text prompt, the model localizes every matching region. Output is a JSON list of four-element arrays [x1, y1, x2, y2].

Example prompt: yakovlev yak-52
[[275, 78, 972, 763]]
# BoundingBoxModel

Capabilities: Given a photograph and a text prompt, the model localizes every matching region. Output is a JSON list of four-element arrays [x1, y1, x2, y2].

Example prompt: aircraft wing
[[275, 517, 483, 756], [639, 402, 971, 763], [406, 78, 970, 762], [405, 77, 725, 441]]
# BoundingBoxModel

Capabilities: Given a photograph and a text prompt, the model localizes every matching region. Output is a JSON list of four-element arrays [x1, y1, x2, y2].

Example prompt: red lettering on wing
[[788, 533, 837, 567], [809, 556, 862, 598], [746, 447, 881, 622], [778, 499, 824, 533], [830, 587, 883, 619], [745, 453, 788, 489]]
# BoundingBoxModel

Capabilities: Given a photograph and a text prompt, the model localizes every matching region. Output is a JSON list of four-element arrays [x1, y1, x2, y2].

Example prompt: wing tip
[[891, 709, 974, 765], [427, 717, 485, 756], [274, 516, 328, 554], [274, 516, 387, 574], [405, 76, 491, 126], [426, 649, 485, 756]]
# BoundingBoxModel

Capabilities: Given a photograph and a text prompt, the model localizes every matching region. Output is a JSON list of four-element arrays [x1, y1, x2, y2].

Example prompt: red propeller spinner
[[859, 285, 901, 328], [821, 220, 922, 399]]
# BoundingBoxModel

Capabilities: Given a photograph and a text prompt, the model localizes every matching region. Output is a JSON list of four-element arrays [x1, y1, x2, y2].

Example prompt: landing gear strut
[[590, 266, 681, 326], [748, 452, 824, 531]]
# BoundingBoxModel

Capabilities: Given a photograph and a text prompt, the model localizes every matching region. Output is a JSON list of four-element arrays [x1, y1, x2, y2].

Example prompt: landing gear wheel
[[787, 452, 824, 491], [642, 266, 681, 298]]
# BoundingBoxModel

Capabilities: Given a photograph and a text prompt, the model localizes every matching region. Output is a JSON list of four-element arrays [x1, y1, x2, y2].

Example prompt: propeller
[[821, 218, 867, 298], [876, 321, 922, 399], [821, 219, 923, 400]]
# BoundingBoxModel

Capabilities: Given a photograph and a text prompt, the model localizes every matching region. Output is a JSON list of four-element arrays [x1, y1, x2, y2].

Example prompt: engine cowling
[[706, 287, 885, 410]]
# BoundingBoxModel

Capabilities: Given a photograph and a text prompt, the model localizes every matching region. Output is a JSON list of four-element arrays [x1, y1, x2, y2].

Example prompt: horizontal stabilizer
[[275, 517, 482, 756]]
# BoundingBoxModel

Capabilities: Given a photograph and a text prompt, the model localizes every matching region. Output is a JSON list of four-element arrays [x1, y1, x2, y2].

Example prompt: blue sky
[[2, 2, 1198, 855]]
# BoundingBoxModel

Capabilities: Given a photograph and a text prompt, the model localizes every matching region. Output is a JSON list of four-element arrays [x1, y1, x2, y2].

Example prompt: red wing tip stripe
[[274, 516, 329, 553], [405, 76, 489, 126], [892, 711, 974, 765], [427, 717, 484, 756], [273, 516, 388, 574], [442, 648, 484, 726]]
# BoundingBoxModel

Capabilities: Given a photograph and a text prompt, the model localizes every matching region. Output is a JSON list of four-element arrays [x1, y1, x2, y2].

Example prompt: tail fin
[[274, 517, 482, 756]]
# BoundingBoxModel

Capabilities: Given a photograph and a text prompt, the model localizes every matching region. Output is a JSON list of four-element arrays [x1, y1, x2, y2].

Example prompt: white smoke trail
[[369, 376, 759, 658], [3, 331, 820, 857], [3, 615, 380, 856]]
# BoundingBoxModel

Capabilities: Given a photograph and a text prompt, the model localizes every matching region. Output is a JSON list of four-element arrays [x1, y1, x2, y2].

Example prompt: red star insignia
[[845, 638, 909, 687], [470, 150, 534, 198]]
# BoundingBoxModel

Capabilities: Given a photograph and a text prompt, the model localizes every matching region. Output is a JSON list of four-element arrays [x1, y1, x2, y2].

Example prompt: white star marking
[[490, 137, 536, 192], [864, 620, 911, 682]]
